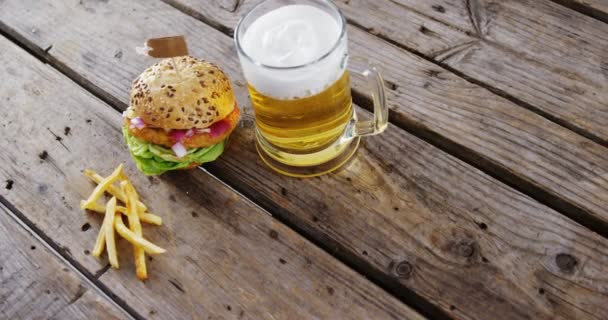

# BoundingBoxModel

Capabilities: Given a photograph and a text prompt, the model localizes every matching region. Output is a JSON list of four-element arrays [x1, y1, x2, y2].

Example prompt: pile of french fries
[[80, 164, 165, 280]]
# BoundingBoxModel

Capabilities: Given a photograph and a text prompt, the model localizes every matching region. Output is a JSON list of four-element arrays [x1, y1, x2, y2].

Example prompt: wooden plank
[[2, 1, 608, 319], [163, 0, 608, 258], [164, 0, 608, 145], [0, 205, 126, 320], [551, 0, 608, 23], [163, 0, 471, 54], [335, 0, 608, 145], [0, 37, 423, 320]]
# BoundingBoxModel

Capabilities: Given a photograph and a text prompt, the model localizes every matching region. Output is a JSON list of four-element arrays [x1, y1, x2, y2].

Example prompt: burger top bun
[[130, 56, 236, 130]]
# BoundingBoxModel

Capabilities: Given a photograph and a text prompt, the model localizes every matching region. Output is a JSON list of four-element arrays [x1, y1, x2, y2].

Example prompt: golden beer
[[236, 1, 388, 176], [249, 71, 352, 155]]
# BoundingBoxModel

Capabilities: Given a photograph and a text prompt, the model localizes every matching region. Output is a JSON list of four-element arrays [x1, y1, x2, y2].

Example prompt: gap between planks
[[200, 165, 452, 320], [3, 0, 608, 314], [0, 25, 446, 320], [345, 17, 608, 150], [550, 0, 608, 24], [159, 0, 608, 242], [0, 197, 143, 320], [161, 0, 608, 149]]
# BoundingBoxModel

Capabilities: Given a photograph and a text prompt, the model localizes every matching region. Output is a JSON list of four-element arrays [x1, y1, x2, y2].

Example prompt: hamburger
[[123, 56, 240, 175]]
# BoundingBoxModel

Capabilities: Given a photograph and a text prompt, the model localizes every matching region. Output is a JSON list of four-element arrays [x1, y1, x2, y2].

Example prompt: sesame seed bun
[[130, 56, 235, 129]]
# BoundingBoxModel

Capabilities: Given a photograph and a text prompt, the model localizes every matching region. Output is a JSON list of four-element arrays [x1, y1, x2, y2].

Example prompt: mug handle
[[349, 57, 389, 137]]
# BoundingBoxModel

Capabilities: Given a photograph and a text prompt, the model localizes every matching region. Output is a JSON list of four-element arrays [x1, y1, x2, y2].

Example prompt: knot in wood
[[268, 229, 278, 240], [452, 239, 476, 258], [395, 261, 413, 278], [555, 253, 578, 273]]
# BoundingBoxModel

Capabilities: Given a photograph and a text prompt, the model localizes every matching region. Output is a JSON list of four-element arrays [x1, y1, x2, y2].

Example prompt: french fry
[[141, 213, 162, 226], [118, 207, 163, 226], [84, 169, 148, 212], [92, 218, 107, 257], [83, 164, 165, 280], [80, 164, 124, 210], [84, 202, 162, 225], [122, 180, 147, 280], [114, 215, 166, 254], [104, 197, 119, 268]]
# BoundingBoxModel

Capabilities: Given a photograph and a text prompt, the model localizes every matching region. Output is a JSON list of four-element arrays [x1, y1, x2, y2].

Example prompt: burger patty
[[126, 104, 240, 148]]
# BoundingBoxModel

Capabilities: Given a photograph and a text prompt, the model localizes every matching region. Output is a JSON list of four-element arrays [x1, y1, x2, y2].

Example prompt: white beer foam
[[240, 5, 346, 99]]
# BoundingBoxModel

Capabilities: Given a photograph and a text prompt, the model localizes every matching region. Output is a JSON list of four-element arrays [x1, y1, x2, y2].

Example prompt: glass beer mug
[[235, 0, 388, 177]]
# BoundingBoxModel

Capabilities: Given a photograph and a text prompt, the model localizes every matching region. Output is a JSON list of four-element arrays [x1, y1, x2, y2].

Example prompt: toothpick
[[171, 57, 182, 80]]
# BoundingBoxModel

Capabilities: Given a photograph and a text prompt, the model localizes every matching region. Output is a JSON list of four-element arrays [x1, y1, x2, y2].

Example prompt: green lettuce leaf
[[123, 126, 225, 175]]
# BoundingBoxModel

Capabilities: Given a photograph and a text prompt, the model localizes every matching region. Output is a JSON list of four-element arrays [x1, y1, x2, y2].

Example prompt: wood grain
[[164, 0, 608, 145], [0, 205, 126, 320], [551, 0, 608, 23], [0, 36, 423, 320], [164, 0, 608, 255], [1, 0, 608, 319], [334, 0, 608, 145]]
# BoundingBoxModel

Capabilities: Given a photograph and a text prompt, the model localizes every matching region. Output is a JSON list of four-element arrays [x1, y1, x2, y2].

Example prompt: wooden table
[[1, 0, 607, 319]]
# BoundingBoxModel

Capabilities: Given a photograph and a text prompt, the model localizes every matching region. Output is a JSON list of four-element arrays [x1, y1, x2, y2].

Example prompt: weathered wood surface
[[0, 205, 126, 320], [0, 36, 424, 320], [334, 0, 608, 145], [166, 0, 608, 145], [2, 0, 608, 319], [551, 0, 608, 22], [165, 0, 608, 249]]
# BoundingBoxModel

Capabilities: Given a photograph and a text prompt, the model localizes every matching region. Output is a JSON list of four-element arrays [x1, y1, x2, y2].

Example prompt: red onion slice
[[209, 120, 230, 138], [185, 129, 194, 138], [130, 117, 146, 129], [168, 129, 187, 142], [171, 142, 188, 158]]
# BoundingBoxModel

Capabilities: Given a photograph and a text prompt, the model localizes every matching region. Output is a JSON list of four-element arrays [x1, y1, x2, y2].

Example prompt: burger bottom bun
[[126, 104, 240, 148]]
